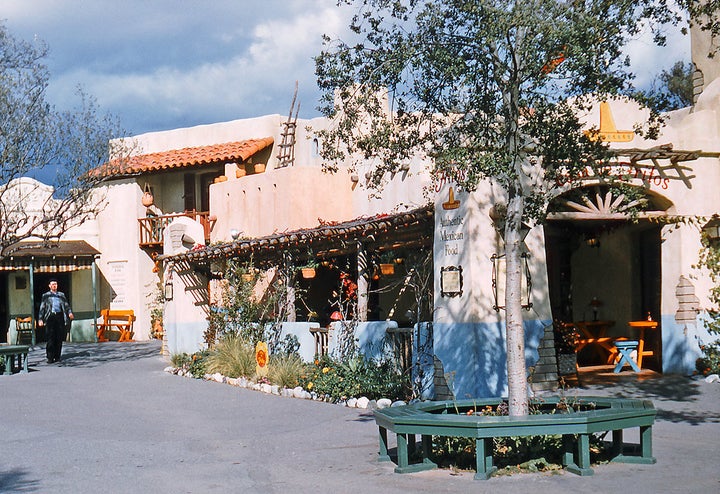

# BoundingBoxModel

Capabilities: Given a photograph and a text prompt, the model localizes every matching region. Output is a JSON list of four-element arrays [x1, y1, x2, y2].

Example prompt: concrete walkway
[[1, 342, 718, 493]]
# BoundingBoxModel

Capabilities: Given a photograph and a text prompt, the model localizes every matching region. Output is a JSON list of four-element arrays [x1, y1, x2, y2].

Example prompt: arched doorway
[[544, 185, 670, 371]]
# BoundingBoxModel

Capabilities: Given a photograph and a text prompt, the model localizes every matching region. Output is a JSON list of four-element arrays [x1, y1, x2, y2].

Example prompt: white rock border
[[163, 366, 404, 409]]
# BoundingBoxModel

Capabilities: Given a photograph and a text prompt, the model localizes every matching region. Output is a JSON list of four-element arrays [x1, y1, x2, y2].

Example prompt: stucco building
[[3, 25, 718, 402]]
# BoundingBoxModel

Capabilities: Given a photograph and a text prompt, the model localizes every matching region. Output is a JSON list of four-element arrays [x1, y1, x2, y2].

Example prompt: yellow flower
[[307, 382, 314, 390], [322, 367, 330, 374]]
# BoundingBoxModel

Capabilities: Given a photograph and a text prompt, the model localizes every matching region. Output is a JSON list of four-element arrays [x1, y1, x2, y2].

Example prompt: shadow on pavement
[[26, 341, 163, 369], [0, 467, 40, 493], [564, 366, 720, 425]]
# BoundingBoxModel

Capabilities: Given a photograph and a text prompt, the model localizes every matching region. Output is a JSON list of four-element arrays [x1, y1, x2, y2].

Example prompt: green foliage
[[315, 0, 719, 415], [553, 321, 579, 354], [696, 219, 720, 373], [697, 226, 720, 335], [696, 342, 720, 376], [268, 353, 306, 389], [299, 354, 408, 401], [204, 335, 256, 379], [433, 399, 606, 473], [205, 259, 291, 350], [635, 60, 694, 112], [0, 23, 128, 256], [170, 351, 209, 378]]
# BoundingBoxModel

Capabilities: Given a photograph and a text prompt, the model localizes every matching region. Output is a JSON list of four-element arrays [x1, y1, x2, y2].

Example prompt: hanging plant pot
[[301, 267, 316, 279], [141, 183, 154, 207], [379, 263, 395, 276]]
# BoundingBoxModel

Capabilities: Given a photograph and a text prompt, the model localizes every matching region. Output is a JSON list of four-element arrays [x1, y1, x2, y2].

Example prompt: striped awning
[[0, 240, 99, 272]]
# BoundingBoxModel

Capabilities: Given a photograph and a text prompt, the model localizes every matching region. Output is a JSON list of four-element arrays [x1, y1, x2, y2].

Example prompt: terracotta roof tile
[[97, 137, 274, 177]]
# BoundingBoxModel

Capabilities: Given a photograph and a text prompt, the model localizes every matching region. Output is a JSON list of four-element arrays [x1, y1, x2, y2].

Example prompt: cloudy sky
[[2, 0, 353, 137], [2, 1, 690, 139]]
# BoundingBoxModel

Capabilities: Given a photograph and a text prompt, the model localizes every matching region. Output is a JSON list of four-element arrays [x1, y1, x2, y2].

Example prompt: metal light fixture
[[488, 204, 531, 243], [491, 252, 533, 311], [164, 280, 174, 301], [585, 234, 600, 248], [702, 215, 720, 243]]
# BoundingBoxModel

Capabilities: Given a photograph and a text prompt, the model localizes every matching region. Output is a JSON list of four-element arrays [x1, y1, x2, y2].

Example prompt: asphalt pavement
[[1, 341, 718, 493]]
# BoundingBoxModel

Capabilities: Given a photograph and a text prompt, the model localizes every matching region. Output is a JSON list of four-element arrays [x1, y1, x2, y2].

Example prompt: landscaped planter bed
[[374, 396, 657, 479]]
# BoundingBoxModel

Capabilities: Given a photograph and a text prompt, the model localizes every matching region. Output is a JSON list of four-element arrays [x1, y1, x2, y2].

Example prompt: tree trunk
[[504, 195, 529, 416]]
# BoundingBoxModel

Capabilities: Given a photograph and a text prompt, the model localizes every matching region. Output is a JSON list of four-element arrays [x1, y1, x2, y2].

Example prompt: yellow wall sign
[[584, 101, 635, 142], [255, 341, 269, 378]]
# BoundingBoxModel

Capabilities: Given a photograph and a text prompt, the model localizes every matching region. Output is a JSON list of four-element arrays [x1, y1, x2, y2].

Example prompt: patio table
[[574, 320, 618, 364]]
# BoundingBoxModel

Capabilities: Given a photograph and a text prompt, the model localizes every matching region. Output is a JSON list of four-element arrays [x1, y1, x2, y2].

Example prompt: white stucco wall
[[95, 179, 157, 340]]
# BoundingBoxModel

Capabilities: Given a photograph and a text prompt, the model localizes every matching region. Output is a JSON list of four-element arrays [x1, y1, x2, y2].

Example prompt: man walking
[[38, 279, 74, 363]]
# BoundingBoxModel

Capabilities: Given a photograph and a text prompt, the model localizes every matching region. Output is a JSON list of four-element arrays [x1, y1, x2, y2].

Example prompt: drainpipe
[[92, 255, 99, 342], [29, 262, 36, 346]]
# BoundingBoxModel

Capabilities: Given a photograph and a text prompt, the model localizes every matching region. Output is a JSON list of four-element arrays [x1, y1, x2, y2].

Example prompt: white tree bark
[[504, 195, 529, 416]]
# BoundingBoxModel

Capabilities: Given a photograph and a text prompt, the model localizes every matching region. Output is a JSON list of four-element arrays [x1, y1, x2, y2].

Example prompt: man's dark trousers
[[45, 313, 67, 362]]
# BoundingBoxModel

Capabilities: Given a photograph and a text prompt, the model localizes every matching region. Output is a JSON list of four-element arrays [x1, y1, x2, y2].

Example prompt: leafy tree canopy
[[0, 23, 127, 257], [315, 0, 718, 415], [637, 60, 695, 112]]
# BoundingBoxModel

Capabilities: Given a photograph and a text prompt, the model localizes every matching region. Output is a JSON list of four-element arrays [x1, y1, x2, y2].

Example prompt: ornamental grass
[[204, 335, 256, 378], [268, 353, 306, 389]]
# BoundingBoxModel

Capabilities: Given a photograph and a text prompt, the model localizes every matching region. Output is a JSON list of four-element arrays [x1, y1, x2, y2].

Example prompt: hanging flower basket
[[379, 263, 395, 276]]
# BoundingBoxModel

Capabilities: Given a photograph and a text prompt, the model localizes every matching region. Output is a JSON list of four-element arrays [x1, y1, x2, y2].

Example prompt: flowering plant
[[553, 321, 579, 354]]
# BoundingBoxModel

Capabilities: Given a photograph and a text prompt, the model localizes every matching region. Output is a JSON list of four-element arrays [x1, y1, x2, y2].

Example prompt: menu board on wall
[[108, 260, 128, 307]]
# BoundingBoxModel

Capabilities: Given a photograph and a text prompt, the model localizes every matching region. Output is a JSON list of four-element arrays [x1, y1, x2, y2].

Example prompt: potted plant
[[378, 250, 399, 276], [553, 320, 579, 375], [299, 259, 319, 279]]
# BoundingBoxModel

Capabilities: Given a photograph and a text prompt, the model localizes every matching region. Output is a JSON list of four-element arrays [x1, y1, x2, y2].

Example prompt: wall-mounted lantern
[[488, 204, 531, 244], [491, 252, 532, 311], [702, 215, 720, 243], [164, 279, 174, 301]]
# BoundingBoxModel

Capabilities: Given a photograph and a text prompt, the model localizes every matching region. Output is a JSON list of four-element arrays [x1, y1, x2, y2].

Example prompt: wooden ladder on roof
[[277, 81, 299, 168]]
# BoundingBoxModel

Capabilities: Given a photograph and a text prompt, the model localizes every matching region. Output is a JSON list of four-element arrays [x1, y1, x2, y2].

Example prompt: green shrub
[[170, 351, 209, 378], [205, 335, 256, 378], [299, 354, 408, 401], [696, 341, 720, 376], [268, 353, 305, 388]]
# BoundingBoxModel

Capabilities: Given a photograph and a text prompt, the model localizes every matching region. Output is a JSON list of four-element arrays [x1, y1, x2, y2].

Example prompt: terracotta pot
[[236, 167, 247, 178], [379, 263, 395, 275], [301, 267, 316, 279], [214, 175, 228, 183], [141, 191, 154, 207], [254, 163, 266, 173]]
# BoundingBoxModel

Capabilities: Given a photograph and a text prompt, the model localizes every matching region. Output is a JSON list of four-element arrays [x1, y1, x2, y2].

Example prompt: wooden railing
[[138, 211, 214, 248]]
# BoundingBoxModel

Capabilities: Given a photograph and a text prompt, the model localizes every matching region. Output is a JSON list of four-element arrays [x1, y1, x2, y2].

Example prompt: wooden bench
[[0, 345, 30, 375], [374, 397, 656, 479], [96, 309, 136, 342]]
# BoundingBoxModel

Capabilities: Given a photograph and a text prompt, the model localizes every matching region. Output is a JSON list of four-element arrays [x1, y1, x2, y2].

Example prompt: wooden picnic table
[[628, 320, 659, 369], [574, 320, 618, 364]]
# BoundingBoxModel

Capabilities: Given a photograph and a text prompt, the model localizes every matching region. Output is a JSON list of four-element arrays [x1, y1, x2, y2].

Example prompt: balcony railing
[[138, 211, 214, 248]]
